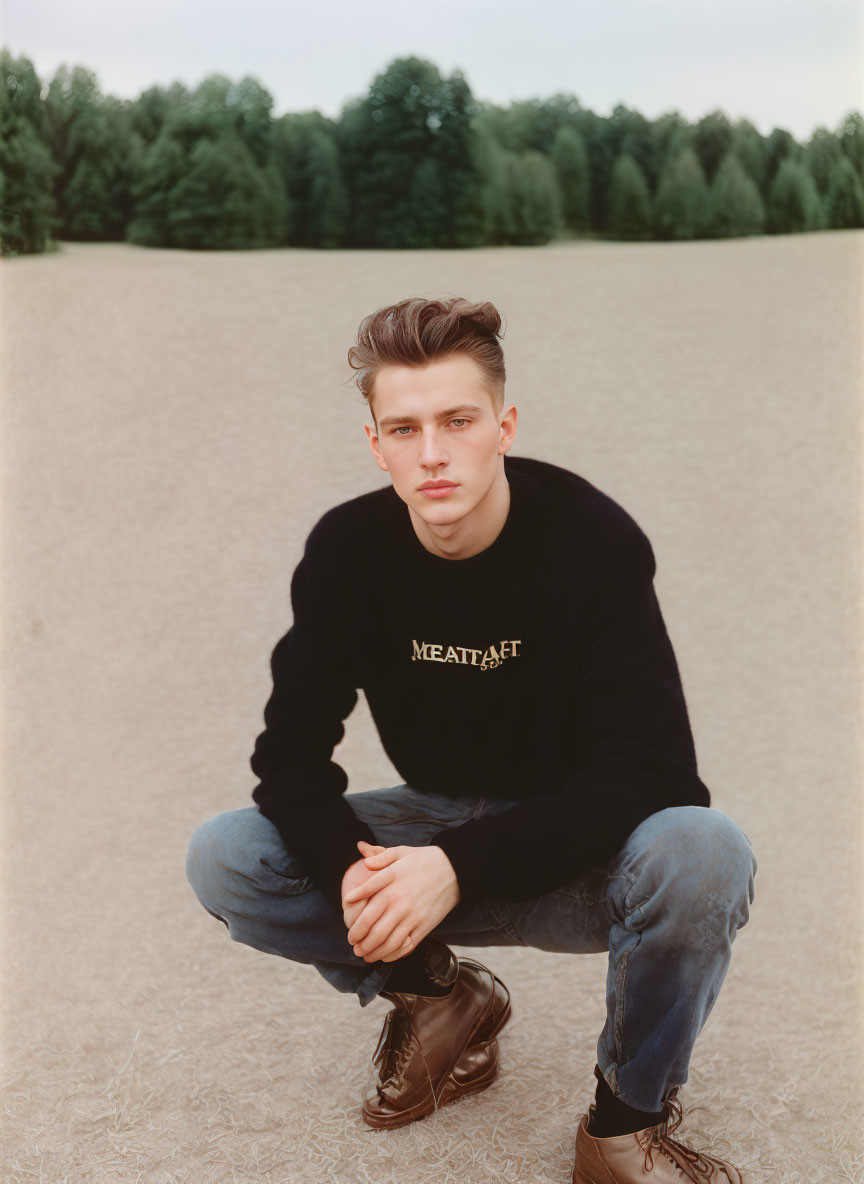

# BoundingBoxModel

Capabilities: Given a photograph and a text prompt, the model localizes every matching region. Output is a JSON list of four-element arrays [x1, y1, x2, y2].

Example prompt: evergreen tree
[[166, 136, 284, 249], [706, 152, 765, 238], [481, 94, 574, 154], [607, 152, 652, 239], [767, 158, 824, 233], [224, 75, 275, 168], [126, 132, 186, 245], [435, 69, 487, 247], [408, 154, 447, 247], [339, 56, 485, 248], [764, 127, 799, 194], [836, 111, 864, 182], [168, 73, 274, 165], [824, 154, 864, 228], [474, 135, 562, 245], [274, 111, 349, 246], [730, 119, 767, 193], [0, 49, 59, 254], [473, 103, 512, 151], [805, 126, 844, 196], [44, 66, 135, 240], [550, 124, 591, 232], [475, 126, 512, 243], [131, 84, 176, 145], [504, 149, 563, 244], [652, 146, 709, 240], [608, 104, 656, 189], [177, 73, 232, 145], [304, 129, 347, 247], [650, 111, 692, 178], [693, 110, 733, 183], [127, 73, 284, 249], [65, 154, 111, 238], [572, 107, 617, 233]]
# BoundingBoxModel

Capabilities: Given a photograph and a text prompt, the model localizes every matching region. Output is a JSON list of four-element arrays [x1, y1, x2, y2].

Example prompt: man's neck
[[407, 470, 511, 561]]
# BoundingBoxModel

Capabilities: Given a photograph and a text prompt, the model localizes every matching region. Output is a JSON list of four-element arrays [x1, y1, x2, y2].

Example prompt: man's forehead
[[372, 359, 495, 419], [374, 354, 486, 394]]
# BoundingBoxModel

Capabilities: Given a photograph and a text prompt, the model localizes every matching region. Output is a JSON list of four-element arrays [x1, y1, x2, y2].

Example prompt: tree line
[[1, 47, 862, 255]]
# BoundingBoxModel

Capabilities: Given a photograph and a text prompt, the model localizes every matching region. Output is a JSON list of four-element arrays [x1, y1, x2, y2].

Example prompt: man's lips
[[419, 482, 459, 497]]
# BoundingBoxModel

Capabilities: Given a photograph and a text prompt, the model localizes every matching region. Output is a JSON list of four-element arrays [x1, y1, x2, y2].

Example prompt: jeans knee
[[688, 808, 757, 937], [186, 815, 222, 905], [185, 809, 260, 908], [613, 806, 757, 937]]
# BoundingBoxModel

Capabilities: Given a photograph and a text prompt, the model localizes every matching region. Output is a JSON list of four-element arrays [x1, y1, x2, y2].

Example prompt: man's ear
[[498, 403, 518, 455], [364, 421, 389, 472]]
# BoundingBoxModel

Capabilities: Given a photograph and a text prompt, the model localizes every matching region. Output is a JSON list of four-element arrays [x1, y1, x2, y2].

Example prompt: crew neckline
[[400, 457, 524, 568]]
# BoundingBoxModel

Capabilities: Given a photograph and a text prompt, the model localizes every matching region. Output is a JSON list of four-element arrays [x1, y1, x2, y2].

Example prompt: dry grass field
[[1, 232, 862, 1182]]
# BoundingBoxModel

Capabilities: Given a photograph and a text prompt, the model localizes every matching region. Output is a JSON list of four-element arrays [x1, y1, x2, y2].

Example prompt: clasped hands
[[340, 839, 460, 964]]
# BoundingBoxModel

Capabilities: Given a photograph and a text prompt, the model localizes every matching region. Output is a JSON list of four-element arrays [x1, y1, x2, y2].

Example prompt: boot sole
[[362, 968, 512, 1130]]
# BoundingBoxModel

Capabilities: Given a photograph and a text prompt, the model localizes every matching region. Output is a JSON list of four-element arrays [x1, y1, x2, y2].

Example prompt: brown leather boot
[[572, 1080, 745, 1182], [361, 938, 512, 1130]]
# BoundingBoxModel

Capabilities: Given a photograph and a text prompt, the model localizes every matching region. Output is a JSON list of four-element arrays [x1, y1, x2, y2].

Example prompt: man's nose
[[419, 427, 449, 467]]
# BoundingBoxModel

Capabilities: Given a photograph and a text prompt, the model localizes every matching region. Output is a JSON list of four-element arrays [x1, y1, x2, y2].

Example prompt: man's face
[[363, 352, 517, 529]]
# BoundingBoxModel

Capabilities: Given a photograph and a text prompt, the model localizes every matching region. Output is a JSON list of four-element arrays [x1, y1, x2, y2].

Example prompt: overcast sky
[[4, 0, 861, 141]]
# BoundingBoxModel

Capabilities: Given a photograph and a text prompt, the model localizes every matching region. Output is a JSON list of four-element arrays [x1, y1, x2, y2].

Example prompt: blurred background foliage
[[1, 48, 862, 255]]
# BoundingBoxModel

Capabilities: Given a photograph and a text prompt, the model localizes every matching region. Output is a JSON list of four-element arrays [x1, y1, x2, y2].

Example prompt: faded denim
[[185, 784, 756, 1112]]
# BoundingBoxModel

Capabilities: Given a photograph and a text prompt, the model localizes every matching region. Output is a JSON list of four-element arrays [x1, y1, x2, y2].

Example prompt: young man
[[186, 297, 757, 1183]]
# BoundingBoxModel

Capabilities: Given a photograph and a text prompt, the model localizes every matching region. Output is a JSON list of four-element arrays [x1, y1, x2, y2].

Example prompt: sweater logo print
[[411, 639, 522, 671]]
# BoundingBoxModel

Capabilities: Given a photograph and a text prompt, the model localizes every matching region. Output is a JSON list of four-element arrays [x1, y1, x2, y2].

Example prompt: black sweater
[[250, 455, 710, 919]]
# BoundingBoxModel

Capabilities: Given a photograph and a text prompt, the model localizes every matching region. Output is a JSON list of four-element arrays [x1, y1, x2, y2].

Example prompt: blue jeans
[[185, 784, 757, 1113]]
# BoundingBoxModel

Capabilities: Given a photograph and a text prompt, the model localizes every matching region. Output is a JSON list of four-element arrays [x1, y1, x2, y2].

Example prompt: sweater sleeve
[[249, 524, 379, 915], [431, 525, 710, 911]]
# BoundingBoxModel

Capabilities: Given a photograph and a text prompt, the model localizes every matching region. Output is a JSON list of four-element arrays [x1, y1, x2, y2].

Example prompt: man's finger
[[378, 925, 415, 962], [343, 868, 393, 902], [342, 899, 365, 929], [353, 908, 402, 958], [347, 886, 394, 943], [364, 847, 401, 868], [359, 920, 407, 962]]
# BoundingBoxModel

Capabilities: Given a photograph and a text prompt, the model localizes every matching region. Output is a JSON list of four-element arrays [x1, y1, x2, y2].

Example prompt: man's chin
[[408, 498, 468, 530]]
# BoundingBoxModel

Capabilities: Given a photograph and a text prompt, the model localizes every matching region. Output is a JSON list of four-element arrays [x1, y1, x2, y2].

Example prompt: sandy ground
[[1, 234, 861, 1183]]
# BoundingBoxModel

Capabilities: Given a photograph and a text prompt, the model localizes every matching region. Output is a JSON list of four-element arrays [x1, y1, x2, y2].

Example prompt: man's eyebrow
[[377, 404, 485, 427]]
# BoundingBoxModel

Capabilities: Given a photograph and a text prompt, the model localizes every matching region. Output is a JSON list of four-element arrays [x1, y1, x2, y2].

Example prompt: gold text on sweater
[[411, 639, 522, 671]]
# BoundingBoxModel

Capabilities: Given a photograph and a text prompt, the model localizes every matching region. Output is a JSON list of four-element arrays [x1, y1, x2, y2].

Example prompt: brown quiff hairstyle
[[347, 296, 506, 421]]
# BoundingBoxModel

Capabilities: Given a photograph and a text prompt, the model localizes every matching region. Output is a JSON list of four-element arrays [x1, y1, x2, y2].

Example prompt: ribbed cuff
[[432, 813, 513, 912], [257, 807, 378, 916], [316, 821, 379, 911]]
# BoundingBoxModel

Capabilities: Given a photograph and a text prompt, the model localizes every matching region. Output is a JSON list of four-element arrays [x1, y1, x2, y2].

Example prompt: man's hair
[[347, 296, 506, 421]]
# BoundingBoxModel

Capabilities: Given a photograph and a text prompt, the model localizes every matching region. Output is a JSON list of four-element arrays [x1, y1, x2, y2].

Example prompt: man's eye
[[390, 419, 469, 435]]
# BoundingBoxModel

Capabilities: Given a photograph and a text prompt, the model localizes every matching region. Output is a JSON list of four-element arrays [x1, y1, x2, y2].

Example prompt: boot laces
[[637, 1090, 732, 1180], [372, 1006, 410, 1089], [370, 1000, 442, 1124]]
